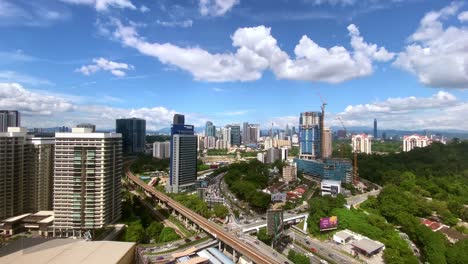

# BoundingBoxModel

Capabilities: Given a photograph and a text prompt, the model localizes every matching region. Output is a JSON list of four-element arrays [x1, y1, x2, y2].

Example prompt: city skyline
[[0, 1, 467, 131]]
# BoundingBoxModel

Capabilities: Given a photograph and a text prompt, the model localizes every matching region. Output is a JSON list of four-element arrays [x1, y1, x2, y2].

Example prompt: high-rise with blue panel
[[167, 115, 197, 193], [299, 112, 322, 160]]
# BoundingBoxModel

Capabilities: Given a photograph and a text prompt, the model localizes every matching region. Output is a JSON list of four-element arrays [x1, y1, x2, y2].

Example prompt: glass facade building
[[115, 118, 146, 154], [295, 158, 353, 183], [299, 112, 322, 159]]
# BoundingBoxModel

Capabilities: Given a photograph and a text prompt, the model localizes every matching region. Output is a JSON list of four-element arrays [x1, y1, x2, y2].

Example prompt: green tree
[[287, 250, 310, 264], [125, 220, 145, 242], [213, 204, 229, 218], [146, 221, 164, 242], [257, 227, 273, 245], [158, 227, 180, 243], [446, 239, 468, 264]]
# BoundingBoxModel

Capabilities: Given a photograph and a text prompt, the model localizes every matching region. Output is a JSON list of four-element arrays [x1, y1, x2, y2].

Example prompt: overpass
[[125, 163, 279, 264], [240, 213, 309, 233]]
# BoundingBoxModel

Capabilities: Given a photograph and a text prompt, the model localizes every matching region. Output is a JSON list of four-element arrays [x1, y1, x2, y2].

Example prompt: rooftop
[[0, 238, 135, 264], [352, 238, 384, 254], [334, 230, 354, 241]]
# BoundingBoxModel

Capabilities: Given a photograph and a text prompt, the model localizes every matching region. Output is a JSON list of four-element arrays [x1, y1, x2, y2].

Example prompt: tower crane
[[337, 116, 359, 185]]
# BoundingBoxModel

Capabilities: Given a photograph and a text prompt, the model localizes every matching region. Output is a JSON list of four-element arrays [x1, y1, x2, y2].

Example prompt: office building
[[321, 180, 341, 197], [205, 121, 216, 137], [296, 158, 353, 183], [53, 127, 122, 236], [242, 122, 250, 145], [299, 112, 322, 160], [153, 141, 170, 159], [373, 119, 378, 139], [0, 127, 54, 220], [0, 110, 20, 132], [167, 115, 197, 193], [282, 165, 297, 183], [403, 134, 431, 152], [352, 134, 372, 154], [76, 123, 96, 132], [116, 118, 146, 154], [173, 114, 185, 125], [230, 124, 241, 146]]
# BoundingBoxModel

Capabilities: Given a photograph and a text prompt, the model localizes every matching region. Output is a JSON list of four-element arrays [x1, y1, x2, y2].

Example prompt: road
[[346, 189, 381, 207], [126, 162, 280, 264], [287, 229, 360, 264], [238, 233, 291, 264]]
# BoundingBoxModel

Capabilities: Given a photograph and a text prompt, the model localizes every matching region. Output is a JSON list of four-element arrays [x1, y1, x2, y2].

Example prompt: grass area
[[297, 221, 304, 230], [168, 215, 196, 237], [145, 236, 210, 255]]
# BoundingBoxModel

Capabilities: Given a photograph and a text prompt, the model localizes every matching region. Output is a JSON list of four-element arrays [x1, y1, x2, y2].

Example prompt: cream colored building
[[403, 134, 431, 152], [53, 128, 122, 237], [351, 134, 372, 154], [323, 128, 333, 158], [283, 165, 297, 183], [0, 127, 54, 220]]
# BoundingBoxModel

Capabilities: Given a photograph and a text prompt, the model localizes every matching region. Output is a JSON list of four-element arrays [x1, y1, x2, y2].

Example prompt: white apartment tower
[[403, 134, 431, 152], [53, 128, 122, 237], [351, 134, 372, 154], [153, 141, 170, 159]]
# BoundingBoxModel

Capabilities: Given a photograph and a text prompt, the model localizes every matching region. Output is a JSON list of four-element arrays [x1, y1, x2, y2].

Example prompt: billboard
[[320, 216, 338, 231]]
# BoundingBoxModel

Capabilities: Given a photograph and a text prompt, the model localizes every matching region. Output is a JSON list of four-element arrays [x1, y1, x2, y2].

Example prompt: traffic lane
[[241, 235, 290, 264], [287, 243, 322, 264], [294, 235, 354, 264]]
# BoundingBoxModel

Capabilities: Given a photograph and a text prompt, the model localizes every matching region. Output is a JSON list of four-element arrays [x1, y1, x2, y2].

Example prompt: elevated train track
[[125, 163, 279, 264]]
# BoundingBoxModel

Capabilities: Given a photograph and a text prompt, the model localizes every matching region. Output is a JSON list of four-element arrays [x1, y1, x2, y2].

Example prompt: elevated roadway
[[125, 163, 280, 264]]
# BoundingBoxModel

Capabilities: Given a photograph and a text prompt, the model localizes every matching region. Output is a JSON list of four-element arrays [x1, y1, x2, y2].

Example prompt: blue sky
[[1, 0, 468, 131]]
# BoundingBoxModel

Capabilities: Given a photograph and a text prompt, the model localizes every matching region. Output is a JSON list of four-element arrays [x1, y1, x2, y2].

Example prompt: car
[[310, 247, 317, 253], [305, 240, 310, 245], [184, 238, 191, 243], [320, 260, 328, 264], [328, 253, 334, 257], [194, 235, 201, 240], [156, 256, 164, 260], [284, 262, 290, 264], [254, 240, 259, 245]]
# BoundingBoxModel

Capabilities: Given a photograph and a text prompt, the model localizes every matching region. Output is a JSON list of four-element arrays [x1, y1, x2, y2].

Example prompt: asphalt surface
[[287, 230, 360, 264]]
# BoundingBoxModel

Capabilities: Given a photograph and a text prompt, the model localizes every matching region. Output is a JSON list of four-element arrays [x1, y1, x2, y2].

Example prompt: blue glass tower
[[299, 112, 322, 159]]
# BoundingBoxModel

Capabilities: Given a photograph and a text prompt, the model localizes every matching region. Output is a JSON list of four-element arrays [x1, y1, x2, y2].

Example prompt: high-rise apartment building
[[53, 128, 122, 237], [352, 134, 372, 154], [116, 118, 146, 154], [153, 141, 171, 159], [323, 128, 333, 158], [282, 165, 297, 183], [230, 125, 241, 146], [167, 115, 197, 193], [205, 121, 216, 137], [0, 110, 20, 132], [221, 126, 231, 149], [403, 134, 431, 152], [249, 124, 260, 144], [299, 112, 322, 160], [204, 136, 216, 149], [0, 127, 54, 220]]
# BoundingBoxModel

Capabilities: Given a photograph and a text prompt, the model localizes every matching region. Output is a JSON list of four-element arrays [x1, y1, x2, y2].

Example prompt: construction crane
[[316, 88, 327, 159], [337, 116, 359, 185]]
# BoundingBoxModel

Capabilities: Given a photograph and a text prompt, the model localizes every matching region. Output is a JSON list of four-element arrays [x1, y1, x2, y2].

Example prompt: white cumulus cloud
[[60, 0, 136, 11], [394, 2, 468, 89], [199, 0, 239, 16], [76, 58, 134, 77], [0, 83, 76, 115], [108, 20, 392, 83]]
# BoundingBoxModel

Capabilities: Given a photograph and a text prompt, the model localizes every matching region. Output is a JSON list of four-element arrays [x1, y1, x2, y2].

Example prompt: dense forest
[[357, 141, 468, 263], [223, 160, 272, 211]]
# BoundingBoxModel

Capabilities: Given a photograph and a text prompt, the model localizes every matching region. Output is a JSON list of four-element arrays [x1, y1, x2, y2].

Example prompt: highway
[[287, 229, 360, 264], [126, 163, 280, 264]]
